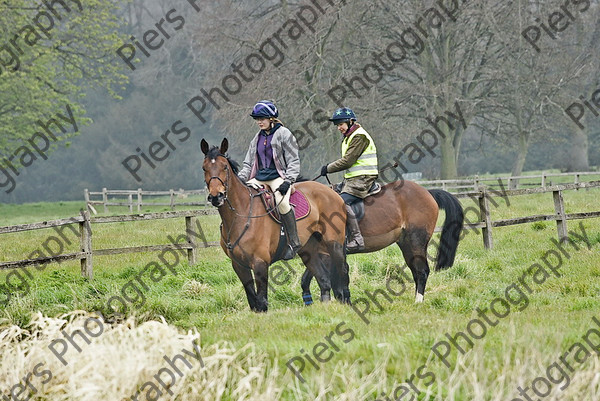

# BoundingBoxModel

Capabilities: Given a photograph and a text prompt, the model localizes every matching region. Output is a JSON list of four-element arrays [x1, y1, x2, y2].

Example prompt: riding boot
[[345, 205, 365, 251], [281, 210, 302, 260]]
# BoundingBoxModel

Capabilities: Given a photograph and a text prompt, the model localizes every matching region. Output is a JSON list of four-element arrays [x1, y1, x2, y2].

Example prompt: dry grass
[[0, 312, 283, 401], [1, 311, 600, 400]]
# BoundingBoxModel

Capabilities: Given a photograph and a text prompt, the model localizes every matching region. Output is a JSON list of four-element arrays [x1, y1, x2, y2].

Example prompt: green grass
[[1, 187, 600, 400]]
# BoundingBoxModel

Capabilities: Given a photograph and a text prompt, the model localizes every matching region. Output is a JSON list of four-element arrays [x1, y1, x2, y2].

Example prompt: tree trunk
[[511, 137, 528, 175], [565, 128, 589, 171], [440, 138, 458, 179], [510, 131, 530, 189]]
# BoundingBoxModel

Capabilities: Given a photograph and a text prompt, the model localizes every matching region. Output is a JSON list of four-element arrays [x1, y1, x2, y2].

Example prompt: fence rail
[[417, 171, 600, 192], [0, 209, 219, 278], [3, 181, 600, 278], [86, 172, 598, 214], [84, 188, 208, 214]]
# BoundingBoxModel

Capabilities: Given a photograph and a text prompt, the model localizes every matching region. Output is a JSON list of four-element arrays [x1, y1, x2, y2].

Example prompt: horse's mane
[[207, 146, 240, 174]]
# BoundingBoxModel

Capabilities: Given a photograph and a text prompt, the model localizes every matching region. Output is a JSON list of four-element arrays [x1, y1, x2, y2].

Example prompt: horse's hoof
[[252, 302, 269, 312], [415, 293, 424, 303], [302, 293, 313, 306]]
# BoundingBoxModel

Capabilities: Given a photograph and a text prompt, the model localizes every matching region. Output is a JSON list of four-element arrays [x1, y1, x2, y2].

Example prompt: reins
[[205, 155, 285, 256]]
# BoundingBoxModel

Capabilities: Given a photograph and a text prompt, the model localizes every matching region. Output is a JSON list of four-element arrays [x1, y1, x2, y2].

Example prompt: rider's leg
[[267, 177, 301, 259], [341, 193, 364, 251], [246, 178, 262, 189]]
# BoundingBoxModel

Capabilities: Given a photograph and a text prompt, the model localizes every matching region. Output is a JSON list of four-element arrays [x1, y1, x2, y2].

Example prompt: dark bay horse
[[301, 180, 464, 303], [201, 138, 350, 312]]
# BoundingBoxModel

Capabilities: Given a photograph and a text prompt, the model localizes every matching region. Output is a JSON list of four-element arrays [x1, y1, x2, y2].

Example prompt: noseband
[[206, 160, 230, 204]]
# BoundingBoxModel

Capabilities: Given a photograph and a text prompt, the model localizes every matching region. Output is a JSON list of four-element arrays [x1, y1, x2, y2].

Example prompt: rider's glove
[[277, 180, 291, 195], [320, 165, 329, 177]]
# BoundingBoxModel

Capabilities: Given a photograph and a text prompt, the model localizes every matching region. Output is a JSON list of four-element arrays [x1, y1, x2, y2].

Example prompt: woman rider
[[238, 100, 302, 260]]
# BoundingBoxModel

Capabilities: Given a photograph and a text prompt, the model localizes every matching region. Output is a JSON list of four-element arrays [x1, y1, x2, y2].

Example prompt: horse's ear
[[200, 139, 209, 155], [220, 138, 229, 154]]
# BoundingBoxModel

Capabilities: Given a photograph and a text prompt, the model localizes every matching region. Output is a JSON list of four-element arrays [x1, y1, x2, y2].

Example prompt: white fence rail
[[85, 188, 208, 214]]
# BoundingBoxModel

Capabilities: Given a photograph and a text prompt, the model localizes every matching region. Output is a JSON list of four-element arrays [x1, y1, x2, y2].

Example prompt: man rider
[[320, 107, 378, 251]]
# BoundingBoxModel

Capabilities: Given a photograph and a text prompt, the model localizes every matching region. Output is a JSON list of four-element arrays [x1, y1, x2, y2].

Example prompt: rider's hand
[[277, 180, 291, 195], [320, 165, 329, 177]]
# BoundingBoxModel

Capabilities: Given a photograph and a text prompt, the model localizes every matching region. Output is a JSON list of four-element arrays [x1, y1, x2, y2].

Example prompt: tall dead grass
[[1, 312, 599, 400]]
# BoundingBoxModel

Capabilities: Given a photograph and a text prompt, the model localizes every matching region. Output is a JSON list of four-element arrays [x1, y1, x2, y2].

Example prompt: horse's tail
[[428, 189, 464, 270]]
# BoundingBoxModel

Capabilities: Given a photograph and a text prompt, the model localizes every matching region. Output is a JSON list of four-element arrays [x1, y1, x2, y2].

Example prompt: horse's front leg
[[253, 260, 270, 312], [232, 261, 259, 311]]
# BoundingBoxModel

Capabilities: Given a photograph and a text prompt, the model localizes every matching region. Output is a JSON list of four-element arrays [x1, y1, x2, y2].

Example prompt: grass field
[[1, 186, 600, 400]]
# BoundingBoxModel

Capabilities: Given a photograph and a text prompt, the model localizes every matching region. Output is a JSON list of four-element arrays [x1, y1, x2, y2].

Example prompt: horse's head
[[201, 138, 230, 207]]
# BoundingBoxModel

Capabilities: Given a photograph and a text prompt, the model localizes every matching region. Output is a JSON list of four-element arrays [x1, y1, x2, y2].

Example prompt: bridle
[[205, 161, 233, 210], [204, 155, 284, 257]]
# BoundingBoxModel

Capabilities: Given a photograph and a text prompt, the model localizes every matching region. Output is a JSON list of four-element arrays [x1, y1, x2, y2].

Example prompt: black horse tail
[[428, 189, 464, 270]]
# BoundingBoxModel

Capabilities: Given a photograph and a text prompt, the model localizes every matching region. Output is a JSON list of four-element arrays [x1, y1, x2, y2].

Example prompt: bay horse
[[301, 180, 464, 303], [201, 138, 350, 312]]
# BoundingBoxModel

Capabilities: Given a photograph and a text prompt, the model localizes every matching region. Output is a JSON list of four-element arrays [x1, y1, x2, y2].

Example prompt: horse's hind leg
[[325, 241, 351, 304], [300, 268, 314, 306], [299, 237, 332, 302], [397, 228, 431, 303]]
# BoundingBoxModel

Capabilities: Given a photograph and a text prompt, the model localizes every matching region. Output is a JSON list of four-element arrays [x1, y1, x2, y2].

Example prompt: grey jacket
[[238, 126, 300, 183]]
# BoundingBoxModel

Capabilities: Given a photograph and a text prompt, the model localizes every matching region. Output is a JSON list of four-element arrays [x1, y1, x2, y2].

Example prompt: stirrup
[[282, 244, 300, 260], [346, 237, 364, 251]]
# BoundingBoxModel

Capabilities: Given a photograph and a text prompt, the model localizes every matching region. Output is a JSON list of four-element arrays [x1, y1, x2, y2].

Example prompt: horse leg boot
[[345, 205, 365, 251], [281, 210, 302, 260]]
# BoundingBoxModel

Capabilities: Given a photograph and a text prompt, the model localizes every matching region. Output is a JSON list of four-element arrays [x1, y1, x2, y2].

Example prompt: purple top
[[255, 126, 281, 180], [257, 132, 275, 169]]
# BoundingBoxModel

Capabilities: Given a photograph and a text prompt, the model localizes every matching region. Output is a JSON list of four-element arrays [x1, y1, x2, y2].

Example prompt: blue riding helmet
[[329, 107, 356, 124], [250, 100, 279, 118]]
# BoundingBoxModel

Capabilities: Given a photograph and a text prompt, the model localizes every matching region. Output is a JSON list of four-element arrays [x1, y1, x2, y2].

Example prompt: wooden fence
[[449, 180, 600, 249], [2, 181, 600, 278], [86, 172, 599, 214], [84, 188, 208, 214], [0, 209, 219, 279], [418, 171, 600, 192]]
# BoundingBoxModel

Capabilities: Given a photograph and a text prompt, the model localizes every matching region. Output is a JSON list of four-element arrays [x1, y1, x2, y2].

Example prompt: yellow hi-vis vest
[[341, 127, 378, 178]]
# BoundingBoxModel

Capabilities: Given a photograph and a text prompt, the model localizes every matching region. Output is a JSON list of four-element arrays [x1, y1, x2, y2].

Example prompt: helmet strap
[[344, 121, 353, 134]]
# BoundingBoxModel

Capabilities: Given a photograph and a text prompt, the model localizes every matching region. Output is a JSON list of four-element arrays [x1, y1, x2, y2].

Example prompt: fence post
[[128, 194, 133, 213], [102, 188, 108, 213], [553, 190, 568, 243], [84, 189, 91, 214], [478, 190, 493, 249], [541, 172, 546, 188], [185, 216, 197, 265], [575, 173, 580, 191], [201, 188, 207, 207], [79, 210, 93, 279], [170, 189, 175, 210], [137, 188, 142, 213], [474, 175, 480, 192]]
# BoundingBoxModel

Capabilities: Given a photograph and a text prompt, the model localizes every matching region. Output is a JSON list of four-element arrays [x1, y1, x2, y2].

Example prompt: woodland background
[[1, 0, 599, 203]]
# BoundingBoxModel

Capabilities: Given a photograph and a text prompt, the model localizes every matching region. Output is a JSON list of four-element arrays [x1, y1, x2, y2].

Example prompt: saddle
[[333, 181, 381, 221], [256, 185, 311, 223], [253, 185, 311, 263]]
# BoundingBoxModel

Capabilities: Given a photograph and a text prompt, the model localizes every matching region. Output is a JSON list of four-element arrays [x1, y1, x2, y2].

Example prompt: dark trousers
[[341, 192, 361, 205]]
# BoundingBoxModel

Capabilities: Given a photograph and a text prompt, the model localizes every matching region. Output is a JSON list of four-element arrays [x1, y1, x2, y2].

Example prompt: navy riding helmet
[[329, 107, 356, 124], [250, 100, 279, 119]]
